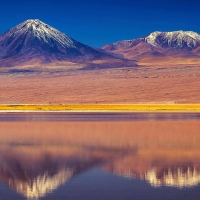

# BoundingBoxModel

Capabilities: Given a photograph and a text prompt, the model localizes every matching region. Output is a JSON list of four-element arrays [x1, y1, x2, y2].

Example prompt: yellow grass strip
[[0, 104, 200, 112]]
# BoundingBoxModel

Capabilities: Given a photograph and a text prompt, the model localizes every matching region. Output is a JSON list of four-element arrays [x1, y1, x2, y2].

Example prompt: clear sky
[[0, 0, 199, 47]]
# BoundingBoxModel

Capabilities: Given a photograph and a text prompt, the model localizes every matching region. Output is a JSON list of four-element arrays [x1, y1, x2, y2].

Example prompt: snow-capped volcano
[[145, 31, 200, 48], [102, 31, 200, 61], [10, 19, 77, 48], [103, 30, 200, 50], [0, 19, 111, 66]]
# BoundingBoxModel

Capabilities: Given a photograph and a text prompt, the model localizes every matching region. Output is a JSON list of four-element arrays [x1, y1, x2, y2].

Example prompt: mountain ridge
[[103, 30, 200, 49], [102, 30, 200, 61], [0, 20, 199, 68]]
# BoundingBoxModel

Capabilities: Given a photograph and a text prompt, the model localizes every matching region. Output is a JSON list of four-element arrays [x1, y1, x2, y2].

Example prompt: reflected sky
[[0, 113, 200, 199]]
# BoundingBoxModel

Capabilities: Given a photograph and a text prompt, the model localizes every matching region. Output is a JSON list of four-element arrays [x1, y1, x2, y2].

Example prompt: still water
[[0, 113, 200, 200]]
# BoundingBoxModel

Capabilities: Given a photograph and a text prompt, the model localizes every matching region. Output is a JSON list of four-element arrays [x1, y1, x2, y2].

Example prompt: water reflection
[[106, 161, 200, 188], [0, 115, 200, 199], [145, 166, 200, 188]]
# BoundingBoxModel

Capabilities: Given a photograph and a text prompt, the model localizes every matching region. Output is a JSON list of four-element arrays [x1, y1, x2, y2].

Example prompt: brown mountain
[[102, 31, 200, 62], [0, 19, 130, 69]]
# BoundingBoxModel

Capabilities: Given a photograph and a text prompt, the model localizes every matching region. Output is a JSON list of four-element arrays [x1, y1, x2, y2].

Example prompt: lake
[[0, 112, 200, 200]]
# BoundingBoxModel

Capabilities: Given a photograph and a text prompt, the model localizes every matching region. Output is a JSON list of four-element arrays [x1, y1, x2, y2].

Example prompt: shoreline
[[0, 104, 200, 112]]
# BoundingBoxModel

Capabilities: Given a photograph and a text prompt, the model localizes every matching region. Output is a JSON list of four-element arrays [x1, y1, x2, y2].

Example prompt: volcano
[[0, 19, 117, 67], [102, 31, 200, 61]]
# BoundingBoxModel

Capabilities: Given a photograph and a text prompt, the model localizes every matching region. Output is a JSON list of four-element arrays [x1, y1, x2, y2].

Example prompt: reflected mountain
[[0, 151, 105, 199], [1, 166, 73, 200], [0, 144, 135, 199], [0, 118, 200, 199], [106, 161, 200, 188], [145, 164, 200, 188], [0, 152, 84, 199]]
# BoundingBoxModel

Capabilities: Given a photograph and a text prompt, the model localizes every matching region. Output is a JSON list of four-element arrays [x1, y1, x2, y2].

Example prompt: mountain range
[[0, 19, 200, 69], [102, 31, 200, 62]]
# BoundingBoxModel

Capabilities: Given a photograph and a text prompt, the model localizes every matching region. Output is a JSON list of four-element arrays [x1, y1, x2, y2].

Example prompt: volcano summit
[[0, 19, 117, 67], [102, 30, 200, 62]]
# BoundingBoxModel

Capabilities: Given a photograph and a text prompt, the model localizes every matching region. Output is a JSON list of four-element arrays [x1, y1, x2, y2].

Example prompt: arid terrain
[[1, 63, 200, 104], [0, 20, 200, 105]]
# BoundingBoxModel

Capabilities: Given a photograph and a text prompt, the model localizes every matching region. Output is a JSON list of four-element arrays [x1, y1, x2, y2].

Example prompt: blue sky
[[0, 0, 199, 47]]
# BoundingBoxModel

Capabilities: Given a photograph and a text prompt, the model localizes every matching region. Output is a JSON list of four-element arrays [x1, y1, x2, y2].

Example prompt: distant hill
[[102, 31, 200, 62]]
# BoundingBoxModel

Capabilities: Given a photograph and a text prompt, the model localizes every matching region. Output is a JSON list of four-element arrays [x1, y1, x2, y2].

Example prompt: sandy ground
[[0, 64, 200, 104]]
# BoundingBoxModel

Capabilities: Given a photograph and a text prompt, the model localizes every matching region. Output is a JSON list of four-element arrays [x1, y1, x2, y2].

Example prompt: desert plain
[[1, 61, 200, 106], [1, 20, 200, 109]]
